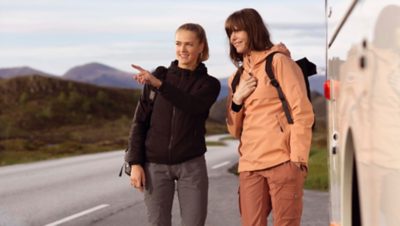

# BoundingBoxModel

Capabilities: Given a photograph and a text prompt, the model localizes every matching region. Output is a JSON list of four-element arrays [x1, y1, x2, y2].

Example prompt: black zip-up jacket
[[125, 60, 221, 165]]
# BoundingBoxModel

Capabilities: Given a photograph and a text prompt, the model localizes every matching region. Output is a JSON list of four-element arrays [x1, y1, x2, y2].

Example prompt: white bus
[[326, 0, 400, 226]]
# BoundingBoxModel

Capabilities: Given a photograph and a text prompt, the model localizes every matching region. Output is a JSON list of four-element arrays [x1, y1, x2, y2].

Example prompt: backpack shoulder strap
[[265, 52, 294, 124], [231, 66, 243, 94]]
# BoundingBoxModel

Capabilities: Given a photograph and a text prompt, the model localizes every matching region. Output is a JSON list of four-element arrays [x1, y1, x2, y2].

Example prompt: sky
[[0, 0, 326, 79]]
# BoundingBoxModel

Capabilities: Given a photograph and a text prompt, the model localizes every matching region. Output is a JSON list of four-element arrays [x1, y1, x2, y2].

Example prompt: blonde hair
[[177, 23, 209, 62]]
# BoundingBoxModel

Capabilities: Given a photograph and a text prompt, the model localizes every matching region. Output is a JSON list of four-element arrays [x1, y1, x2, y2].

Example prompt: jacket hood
[[245, 43, 292, 67]]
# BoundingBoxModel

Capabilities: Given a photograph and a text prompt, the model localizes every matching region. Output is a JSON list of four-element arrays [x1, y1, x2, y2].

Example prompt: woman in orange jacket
[[224, 8, 314, 226]]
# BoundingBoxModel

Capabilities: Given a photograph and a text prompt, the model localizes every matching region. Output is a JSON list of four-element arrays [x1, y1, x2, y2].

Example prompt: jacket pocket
[[275, 114, 285, 133], [273, 113, 291, 154]]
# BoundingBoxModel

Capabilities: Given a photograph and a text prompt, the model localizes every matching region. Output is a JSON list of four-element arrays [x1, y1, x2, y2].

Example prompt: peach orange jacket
[[226, 46, 314, 172]]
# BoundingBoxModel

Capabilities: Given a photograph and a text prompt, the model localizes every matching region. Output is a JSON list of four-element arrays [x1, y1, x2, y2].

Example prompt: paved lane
[[0, 134, 329, 226], [0, 135, 239, 226]]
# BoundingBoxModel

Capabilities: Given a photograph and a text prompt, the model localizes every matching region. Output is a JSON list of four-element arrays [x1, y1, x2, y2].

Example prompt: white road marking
[[211, 161, 230, 169], [44, 204, 109, 226]]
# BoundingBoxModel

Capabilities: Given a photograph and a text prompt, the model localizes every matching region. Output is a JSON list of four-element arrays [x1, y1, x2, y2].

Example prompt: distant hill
[[63, 62, 140, 89], [0, 66, 54, 78], [217, 85, 229, 100], [311, 91, 327, 131], [0, 74, 140, 164], [311, 91, 327, 119], [0, 74, 227, 164], [217, 77, 229, 100], [309, 74, 325, 94], [0, 74, 140, 133], [0, 64, 325, 99], [209, 97, 227, 124]]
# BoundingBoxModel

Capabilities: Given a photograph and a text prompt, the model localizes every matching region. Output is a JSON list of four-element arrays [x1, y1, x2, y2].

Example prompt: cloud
[[0, 0, 326, 78]]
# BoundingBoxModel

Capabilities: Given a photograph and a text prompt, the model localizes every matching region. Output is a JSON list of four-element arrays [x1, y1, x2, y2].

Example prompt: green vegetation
[[205, 141, 226, 146], [0, 117, 132, 165], [206, 120, 228, 135], [303, 146, 328, 190], [304, 125, 328, 191], [0, 75, 327, 191], [0, 75, 138, 166], [0, 75, 228, 166], [220, 135, 235, 141]]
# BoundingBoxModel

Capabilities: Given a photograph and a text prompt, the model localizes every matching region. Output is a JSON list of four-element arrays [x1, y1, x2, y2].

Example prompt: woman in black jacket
[[126, 23, 220, 226]]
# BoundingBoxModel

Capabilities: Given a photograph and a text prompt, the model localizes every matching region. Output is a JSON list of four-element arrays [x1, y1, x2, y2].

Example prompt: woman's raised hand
[[232, 76, 257, 105], [131, 64, 162, 88]]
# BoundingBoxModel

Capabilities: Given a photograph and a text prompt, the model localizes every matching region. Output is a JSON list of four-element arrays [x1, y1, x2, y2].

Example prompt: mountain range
[[63, 63, 141, 89], [0, 63, 325, 100], [0, 67, 54, 79], [0, 63, 141, 90]]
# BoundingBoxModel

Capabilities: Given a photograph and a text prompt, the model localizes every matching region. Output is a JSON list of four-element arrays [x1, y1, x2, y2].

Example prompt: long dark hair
[[225, 8, 274, 66]]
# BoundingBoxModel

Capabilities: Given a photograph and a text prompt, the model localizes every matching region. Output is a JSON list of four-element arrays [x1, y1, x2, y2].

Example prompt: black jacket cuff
[[231, 101, 243, 112]]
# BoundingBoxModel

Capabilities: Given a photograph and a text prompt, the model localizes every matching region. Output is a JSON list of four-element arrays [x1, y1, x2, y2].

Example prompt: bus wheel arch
[[342, 128, 362, 226]]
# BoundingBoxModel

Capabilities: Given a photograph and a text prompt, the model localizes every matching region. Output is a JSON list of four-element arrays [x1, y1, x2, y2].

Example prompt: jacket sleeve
[[273, 54, 315, 164], [226, 73, 245, 139], [125, 84, 153, 166], [158, 76, 221, 115]]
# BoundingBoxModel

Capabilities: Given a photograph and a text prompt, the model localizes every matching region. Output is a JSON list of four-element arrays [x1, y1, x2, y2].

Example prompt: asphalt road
[[0, 135, 329, 226]]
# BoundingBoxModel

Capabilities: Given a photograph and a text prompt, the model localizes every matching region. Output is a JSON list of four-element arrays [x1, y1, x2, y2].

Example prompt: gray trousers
[[144, 155, 208, 226]]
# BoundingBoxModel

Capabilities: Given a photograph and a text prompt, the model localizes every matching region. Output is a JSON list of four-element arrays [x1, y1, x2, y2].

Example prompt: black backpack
[[231, 51, 317, 125], [119, 66, 168, 177]]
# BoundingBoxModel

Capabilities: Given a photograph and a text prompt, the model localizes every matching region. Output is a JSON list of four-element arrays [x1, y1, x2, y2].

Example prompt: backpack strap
[[149, 66, 168, 103], [120, 66, 168, 177], [265, 52, 294, 124], [231, 66, 244, 94]]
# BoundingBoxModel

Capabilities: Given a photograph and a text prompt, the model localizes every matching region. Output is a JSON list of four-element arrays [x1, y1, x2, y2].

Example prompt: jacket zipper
[[168, 107, 176, 163], [167, 71, 185, 163]]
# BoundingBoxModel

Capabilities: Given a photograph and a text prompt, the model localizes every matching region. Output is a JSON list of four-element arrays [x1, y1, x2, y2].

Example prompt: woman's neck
[[178, 62, 198, 71]]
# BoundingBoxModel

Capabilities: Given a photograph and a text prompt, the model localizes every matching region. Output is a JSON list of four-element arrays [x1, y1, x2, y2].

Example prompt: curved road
[[0, 135, 328, 226]]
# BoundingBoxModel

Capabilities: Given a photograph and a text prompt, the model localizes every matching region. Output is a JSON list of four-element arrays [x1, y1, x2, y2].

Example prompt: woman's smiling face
[[230, 29, 249, 54], [175, 29, 204, 70]]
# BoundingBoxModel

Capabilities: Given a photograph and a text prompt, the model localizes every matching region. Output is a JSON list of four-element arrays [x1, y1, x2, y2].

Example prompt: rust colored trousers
[[238, 161, 307, 226]]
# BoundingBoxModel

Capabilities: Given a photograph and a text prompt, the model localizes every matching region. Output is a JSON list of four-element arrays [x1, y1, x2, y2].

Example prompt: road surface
[[0, 135, 329, 226]]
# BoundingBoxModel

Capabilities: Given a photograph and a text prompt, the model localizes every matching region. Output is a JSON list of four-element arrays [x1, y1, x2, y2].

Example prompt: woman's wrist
[[232, 94, 243, 105], [149, 77, 162, 89]]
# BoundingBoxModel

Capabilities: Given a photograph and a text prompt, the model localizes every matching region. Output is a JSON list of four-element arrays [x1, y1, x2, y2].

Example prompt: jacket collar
[[243, 44, 291, 69], [169, 60, 207, 77]]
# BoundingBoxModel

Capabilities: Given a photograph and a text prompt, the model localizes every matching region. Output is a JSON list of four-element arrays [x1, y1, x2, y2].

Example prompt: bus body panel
[[327, 1, 400, 225]]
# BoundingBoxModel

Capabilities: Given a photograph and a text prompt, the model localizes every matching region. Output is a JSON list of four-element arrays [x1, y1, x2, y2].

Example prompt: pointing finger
[[131, 64, 146, 72]]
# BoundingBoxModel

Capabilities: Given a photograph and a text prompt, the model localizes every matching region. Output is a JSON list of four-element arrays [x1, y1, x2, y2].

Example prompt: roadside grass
[[304, 145, 328, 191], [206, 141, 226, 146], [206, 120, 228, 135], [305, 123, 328, 191], [1, 113, 328, 191], [219, 135, 235, 141], [0, 119, 227, 166]]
